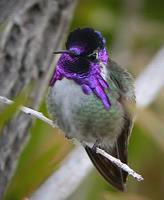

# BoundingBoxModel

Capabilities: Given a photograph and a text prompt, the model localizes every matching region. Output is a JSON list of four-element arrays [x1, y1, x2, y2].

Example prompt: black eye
[[87, 52, 98, 60]]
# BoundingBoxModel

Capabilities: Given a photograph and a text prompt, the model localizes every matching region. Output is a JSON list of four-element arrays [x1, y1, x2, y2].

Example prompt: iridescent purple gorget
[[49, 28, 111, 110]]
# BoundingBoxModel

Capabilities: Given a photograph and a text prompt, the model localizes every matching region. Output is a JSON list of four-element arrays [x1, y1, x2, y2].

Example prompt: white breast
[[50, 78, 88, 135], [52, 78, 85, 109]]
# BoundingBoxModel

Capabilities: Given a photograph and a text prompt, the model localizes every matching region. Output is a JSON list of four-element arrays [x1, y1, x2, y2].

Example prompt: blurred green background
[[3, 0, 164, 199]]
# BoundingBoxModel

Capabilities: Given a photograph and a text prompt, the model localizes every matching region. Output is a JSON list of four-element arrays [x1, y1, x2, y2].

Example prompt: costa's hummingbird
[[47, 28, 135, 191]]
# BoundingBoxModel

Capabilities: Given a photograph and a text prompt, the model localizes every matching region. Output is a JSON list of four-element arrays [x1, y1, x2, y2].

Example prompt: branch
[[0, 95, 142, 181], [0, 96, 56, 128], [96, 148, 143, 181]]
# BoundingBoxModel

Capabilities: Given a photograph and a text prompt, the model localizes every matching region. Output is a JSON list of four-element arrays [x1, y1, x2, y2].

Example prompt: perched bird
[[47, 27, 135, 191]]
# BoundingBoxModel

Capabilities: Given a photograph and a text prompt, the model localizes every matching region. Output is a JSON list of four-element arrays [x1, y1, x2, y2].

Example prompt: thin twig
[[0, 95, 142, 181], [0, 96, 56, 128], [96, 147, 143, 181]]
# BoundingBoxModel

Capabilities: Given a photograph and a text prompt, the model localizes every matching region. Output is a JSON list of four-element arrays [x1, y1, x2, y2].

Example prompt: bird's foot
[[92, 139, 101, 152]]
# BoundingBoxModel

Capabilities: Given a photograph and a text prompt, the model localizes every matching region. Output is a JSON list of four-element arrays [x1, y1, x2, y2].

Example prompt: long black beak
[[53, 50, 76, 56]]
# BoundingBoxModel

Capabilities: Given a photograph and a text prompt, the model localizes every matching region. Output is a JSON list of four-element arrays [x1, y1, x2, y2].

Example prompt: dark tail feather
[[85, 117, 132, 191], [85, 145, 127, 191]]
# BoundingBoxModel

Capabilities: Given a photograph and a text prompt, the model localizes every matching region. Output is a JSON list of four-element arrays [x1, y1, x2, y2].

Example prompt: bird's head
[[49, 28, 111, 109]]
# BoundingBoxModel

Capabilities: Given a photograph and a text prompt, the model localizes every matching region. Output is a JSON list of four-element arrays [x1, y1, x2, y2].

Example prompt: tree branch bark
[[0, 0, 26, 24], [0, 0, 77, 198]]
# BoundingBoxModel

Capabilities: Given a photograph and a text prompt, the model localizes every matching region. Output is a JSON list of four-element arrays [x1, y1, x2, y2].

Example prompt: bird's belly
[[47, 78, 124, 146]]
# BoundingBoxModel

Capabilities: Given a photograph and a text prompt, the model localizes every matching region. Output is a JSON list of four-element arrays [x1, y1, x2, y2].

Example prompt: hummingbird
[[47, 27, 135, 191]]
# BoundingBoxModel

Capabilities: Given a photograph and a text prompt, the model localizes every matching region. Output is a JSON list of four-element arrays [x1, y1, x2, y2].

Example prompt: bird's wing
[[85, 115, 132, 191], [85, 60, 135, 191]]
